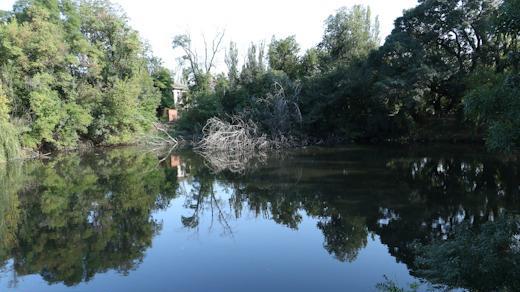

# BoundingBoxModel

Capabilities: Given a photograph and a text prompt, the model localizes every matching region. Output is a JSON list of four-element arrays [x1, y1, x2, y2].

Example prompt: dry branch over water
[[196, 117, 270, 153], [194, 117, 269, 173], [145, 123, 180, 148], [194, 107, 305, 173]]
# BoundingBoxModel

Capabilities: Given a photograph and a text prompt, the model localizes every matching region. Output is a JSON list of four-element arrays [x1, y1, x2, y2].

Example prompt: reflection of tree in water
[[0, 162, 23, 279], [178, 151, 370, 262], [188, 147, 520, 288], [0, 149, 177, 287], [379, 156, 520, 257], [414, 215, 520, 291], [2, 146, 520, 290], [229, 183, 304, 230], [227, 172, 368, 262], [317, 213, 368, 262], [173, 155, 235, 236], [180, 180, 234, 237], [372, 155, 520, 291]]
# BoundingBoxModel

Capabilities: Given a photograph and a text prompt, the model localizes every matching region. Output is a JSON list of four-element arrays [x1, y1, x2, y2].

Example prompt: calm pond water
[[0, 146, 519, 291]]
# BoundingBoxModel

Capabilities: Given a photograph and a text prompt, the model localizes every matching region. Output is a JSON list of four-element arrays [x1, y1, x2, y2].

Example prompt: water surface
[[0, 146, 518, 291]]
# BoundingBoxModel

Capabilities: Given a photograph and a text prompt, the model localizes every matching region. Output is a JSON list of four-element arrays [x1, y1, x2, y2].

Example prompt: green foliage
[[299, 48, 320, 78], [0, 84, 10, 122], [372, 31, 436, 120], [297, 5, 393, 142], [0, 0, 161, 151], [240, 42, 267, 85], [175, 91, 223, 136], [465, 72, 520, 151], [243, 71, 303, 139], [370, 0, 516, 129], [0, 10, 9, 22], [319, 5, 380, 68], [0, 85, 20, 162], [177, 60, 304, 141], [151, 65, 174, 109], [0, 121, 20, 163], [177, 41, 294, 139], [414, 215, 520, 291], [174, 0, 518, 151], [301, 62, 397, 141], [225, 41, 240, 87], [268, 36, 301, 79]]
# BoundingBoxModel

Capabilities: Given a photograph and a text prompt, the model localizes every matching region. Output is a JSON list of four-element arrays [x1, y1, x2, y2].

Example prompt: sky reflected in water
[[0, 146, 518, 291]]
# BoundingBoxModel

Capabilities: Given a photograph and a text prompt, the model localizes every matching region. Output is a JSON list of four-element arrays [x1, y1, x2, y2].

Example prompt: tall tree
[[225, 41, 239, 87], [319, 5, 380, 68], [0, 0, 161, 150], [386, 0, 501, 114], [240, 42, 265, 85], [172, 31, 225, 92], [268, 35, 300, 79]]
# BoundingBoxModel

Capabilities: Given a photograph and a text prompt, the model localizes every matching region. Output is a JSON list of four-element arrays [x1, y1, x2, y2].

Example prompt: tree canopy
[[1, 0, 519, 157], [173, 1, 520, 152], [0, 0, 172, 157]]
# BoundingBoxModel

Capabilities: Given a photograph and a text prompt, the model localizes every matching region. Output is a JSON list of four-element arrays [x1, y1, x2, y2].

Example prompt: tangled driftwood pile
[[194, 116, 270, 173], [196, 116, 270, 153], [193, 82, 304, 173]]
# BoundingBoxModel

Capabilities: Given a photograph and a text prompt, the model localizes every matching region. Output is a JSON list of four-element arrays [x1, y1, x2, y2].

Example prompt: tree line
[[173, 0, 519, 152], [0, 0, 519, 162]]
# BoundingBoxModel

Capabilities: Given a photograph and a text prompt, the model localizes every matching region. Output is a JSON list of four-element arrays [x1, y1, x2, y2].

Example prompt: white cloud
[[0, 0, 418, 73]]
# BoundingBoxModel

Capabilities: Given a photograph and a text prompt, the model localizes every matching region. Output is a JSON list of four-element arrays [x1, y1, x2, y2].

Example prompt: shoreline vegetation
[[0, 0, 519, 163]]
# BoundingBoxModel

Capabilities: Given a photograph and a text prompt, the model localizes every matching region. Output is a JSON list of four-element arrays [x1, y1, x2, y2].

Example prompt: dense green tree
[[153, 67, 174, 110], [239, 42, 266, 86], [241, 71, 302, 139], [299, 48, 320, 78], [147, 56, 174, 111], [495, 0, 520, 72], [225, 41, 240, 87], [464, 71, 520, 151], [0, 0, 161, 152], [175, 91, 223, 135], [268, 36, 301, 79], [456, 0, 520, 151], [293, 5, 389, 142], [369, 0, 510, 130], [301, 61, 395, 141], [319, 5, 380, 68], [0, 84, 20, 162], [175, 1, 518, 152], [0, 84, 9, 121]]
